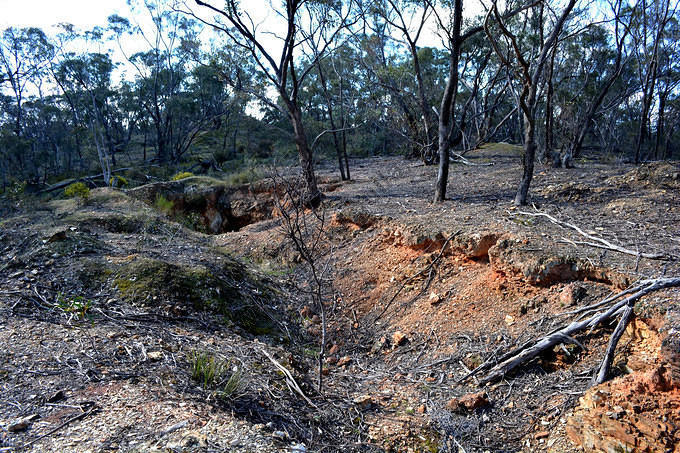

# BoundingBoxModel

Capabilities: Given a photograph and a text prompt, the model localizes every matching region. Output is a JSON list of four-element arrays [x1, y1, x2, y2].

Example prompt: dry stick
[[593, 304, 634, 385], [261, 349, 318, 410], [514, 210, 675, 261], [22, 405, 98, 448], [478, 277, 680, 385]]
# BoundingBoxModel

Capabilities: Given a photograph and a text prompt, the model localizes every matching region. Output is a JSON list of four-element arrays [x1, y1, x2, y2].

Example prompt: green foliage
[[154, 194, 174, 214], [190, 351, 245, 400], [64, 182, 90, 200], [171, 171, 195, 181], [191, 351, 227, 388], [5, 181, 27, 199], [109, 175, 129, 187], [225, 166, 263, 186], [56, 293, 93, 319]]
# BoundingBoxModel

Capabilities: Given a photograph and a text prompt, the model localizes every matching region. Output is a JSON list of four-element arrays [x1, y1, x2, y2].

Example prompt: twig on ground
[[22, 404, 98, 448], [261, 349, 318, 410], [510, 209, 675, 261]]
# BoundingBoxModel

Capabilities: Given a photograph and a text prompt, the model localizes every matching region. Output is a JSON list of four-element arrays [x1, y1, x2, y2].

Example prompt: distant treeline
[[1, 0, 678, 203]]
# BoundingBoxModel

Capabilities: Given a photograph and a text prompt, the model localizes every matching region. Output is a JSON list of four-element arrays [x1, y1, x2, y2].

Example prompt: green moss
[[114, 258, 276, 335]]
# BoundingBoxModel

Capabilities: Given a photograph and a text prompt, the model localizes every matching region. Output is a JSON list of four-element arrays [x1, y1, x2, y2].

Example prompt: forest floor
[[1, 143, 679, 452]]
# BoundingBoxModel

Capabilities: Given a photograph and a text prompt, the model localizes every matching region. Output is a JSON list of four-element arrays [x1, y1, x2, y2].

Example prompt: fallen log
[[474, 277, 680, 385]]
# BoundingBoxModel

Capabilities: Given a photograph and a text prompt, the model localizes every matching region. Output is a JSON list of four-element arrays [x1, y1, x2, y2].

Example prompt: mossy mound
[[113, 257, 277, 335], [67, 211, 166, 234]]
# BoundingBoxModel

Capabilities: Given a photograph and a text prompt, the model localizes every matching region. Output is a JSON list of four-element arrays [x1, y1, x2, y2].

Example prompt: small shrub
[[109, 175, 129, 188], [217, 368, 245, 401], [64, 182, 90, 200], [154, 194, 174, 214], [190, 351, 245, 400], [6, 181, 27, 198], [171, 171, 194, 181], [191, 351, 226, 388], [226, 167, 262, 186], [56, 293, 93, 319]]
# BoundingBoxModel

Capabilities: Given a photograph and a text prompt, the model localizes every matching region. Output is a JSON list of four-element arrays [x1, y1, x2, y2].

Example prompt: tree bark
[[433, 0, 463, 203], [289, 104, 321, 207], [515, 114, 536, 205]]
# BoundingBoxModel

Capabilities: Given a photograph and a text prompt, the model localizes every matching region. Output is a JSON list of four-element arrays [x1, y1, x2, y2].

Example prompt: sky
[[0, 0, 462, 49], [0, 0, 133, 30]]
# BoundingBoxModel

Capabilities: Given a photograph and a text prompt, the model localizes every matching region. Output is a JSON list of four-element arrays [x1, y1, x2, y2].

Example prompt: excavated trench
[[326, 210, 680, 452], [127, 177, 278, 234], [124, 182, 680, 452]]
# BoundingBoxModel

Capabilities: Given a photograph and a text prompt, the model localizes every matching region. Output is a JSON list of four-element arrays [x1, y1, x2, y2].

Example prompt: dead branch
[[449, 153, 494, 166], [261, 348, 318, 410], [593, 304, 633, 385], [513, 209, 675, 261], [474, 277, 680, 385], [22, 403, 98, 448]]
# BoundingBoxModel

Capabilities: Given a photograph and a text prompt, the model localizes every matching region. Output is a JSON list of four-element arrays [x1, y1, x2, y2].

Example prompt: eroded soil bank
[[1, 145, 679, 452]]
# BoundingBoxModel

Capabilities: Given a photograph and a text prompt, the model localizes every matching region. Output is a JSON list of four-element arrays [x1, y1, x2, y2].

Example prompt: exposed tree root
[[462, 277, 680, 385]]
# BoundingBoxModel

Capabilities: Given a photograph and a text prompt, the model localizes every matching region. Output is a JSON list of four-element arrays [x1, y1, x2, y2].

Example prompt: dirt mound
[[111, 256, 278, 335], [607, 161, 680, 189]]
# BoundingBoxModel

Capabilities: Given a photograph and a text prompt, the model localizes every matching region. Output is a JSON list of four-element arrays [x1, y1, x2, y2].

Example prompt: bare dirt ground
[[1, 144, 679, 452]]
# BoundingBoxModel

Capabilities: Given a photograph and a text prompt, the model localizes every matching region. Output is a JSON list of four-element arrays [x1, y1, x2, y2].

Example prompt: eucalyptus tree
[[373, 0, 439, 162], [108, 1, 205, 164], [485, 0, 578, 205], [429, 0, 536, 202], [0, 27, 51, 138], [629, 0, 678, 163], [550, 1, 638, 166], [188, 0, 356, 206], [650, 7, 680, 160], [56, 48, 118, 184]]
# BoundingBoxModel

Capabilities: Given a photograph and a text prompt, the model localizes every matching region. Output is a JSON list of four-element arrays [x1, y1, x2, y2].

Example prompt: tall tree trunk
[[316, 61, 347, 180], [434, 0, 463, 203], [339, 75, 350, 180], [655, 91, 666, 159], [410, 42, 435, 163], [543, 47, 555, 164]]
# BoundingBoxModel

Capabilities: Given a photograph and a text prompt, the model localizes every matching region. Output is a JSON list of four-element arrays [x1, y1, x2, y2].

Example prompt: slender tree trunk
[[543, 47, 555, 164], [655, 91, 666, 159], [316, 61, 347, 180], [434, 0, 463, 203], [289, 104, 321, 207], [410, 42, 435, 163], [515, 112, 536, 205]]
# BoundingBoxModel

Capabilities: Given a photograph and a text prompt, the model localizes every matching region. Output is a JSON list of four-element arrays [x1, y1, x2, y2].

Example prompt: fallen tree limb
[[476, 277, 680, 385], [513, 209, 676, 261], [449, 153, 494, 166], [593, 304, 633, 385], [261, 348, 318, 410], [22, 404, 98, 448]]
